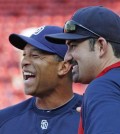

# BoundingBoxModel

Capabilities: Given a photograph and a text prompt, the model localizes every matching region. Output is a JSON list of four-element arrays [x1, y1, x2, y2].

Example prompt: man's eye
[[32, 54, 39, 57]]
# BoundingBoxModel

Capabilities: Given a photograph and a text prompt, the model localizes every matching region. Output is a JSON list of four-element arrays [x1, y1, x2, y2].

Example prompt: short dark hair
[[88, 38, 97, 51], [89, 38, 120, 58]]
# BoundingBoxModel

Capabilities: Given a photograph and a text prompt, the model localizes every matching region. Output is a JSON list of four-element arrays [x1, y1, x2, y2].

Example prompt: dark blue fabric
[[45, 6, 120, 44], [9, 26, 68, 59], [0, 93, 82, 134], [82, 68, 120, 134]]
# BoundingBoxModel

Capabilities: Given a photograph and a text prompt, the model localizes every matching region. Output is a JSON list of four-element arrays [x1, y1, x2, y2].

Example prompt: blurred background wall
[[0, 0, 120, 109]]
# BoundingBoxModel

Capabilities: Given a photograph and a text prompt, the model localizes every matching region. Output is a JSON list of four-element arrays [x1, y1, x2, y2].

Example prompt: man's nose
[[21, 57, 31, 69]]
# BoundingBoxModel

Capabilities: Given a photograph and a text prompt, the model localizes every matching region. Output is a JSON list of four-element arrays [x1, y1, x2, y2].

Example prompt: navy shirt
[[0, 93, 82, 134], [82, 68, 120, 134]]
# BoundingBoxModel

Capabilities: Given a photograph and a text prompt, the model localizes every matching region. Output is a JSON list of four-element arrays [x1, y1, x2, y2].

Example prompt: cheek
[[38, 67, 58, 90], [72, 48, 80, 58], [37, 63, 58, 81]]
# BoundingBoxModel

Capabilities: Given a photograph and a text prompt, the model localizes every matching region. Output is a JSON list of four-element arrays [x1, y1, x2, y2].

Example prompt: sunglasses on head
[[63, 20, 120, 44], [64, 20, 101, 37]]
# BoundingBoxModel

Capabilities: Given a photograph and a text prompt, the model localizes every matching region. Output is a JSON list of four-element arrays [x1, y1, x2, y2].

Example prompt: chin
[[24, 88, 34, 96]]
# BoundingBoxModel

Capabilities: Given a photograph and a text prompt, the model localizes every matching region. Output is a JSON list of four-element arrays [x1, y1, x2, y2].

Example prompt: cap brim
[[9, 34, 55, 53], [45, 33, 91, 44]]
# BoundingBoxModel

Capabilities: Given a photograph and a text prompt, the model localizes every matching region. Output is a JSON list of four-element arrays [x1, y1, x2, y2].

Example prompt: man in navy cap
[[46, 6, 120, 134], [0, 25, 82, 134]]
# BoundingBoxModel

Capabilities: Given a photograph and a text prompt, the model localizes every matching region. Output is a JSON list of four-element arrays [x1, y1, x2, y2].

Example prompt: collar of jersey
[[97, 61, 120, 78]]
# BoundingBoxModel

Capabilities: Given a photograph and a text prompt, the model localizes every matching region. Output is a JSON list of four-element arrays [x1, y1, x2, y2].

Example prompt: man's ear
[[57, 61, 72, 76], [96, 37, 108, 58]]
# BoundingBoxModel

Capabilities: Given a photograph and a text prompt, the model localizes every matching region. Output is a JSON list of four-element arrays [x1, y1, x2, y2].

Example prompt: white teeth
[[23, 72, 33, 76]]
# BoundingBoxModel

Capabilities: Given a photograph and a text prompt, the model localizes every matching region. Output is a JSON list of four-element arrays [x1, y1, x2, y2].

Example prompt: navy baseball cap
[[9, 25, 68, 58], [45, 6, 120, 44]]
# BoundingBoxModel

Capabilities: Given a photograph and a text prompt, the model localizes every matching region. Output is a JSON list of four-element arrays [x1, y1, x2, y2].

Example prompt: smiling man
[[45, 6, 120, 134], [0, 25, 82, 134]]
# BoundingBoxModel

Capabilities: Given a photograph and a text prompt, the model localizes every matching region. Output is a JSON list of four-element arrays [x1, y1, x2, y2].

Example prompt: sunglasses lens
[[63, 20, 100, 38], [64, 21, 76, 33]]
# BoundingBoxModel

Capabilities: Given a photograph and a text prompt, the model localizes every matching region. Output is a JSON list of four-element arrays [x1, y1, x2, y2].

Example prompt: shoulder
[[87, 68, 120, 93], [96, 68, 120, 84], [0, 97, 34, 127], [84, 68, 120, 105]]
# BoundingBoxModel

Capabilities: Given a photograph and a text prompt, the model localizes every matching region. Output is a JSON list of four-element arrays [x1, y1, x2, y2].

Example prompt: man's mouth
[[71, 60, 79, 75], [23, 71, 35, 80]]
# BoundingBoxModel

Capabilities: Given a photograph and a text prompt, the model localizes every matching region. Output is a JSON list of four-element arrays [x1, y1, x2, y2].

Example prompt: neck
[[35, 94, 74, 110], [35, 87, 73, 110]]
